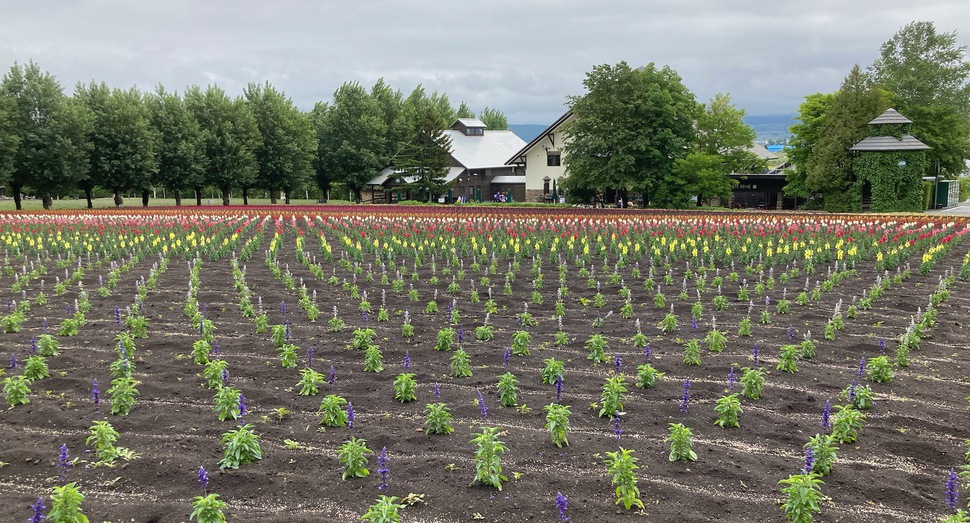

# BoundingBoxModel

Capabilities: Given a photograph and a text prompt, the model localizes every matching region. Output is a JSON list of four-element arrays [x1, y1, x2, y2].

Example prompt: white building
[[505, 112, 574, 202]]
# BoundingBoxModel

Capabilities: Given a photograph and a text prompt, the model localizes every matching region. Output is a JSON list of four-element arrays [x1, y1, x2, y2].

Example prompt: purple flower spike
[[679, 378, 691, 413], [691, 316, 698, 330], [329, 365, 336, 384], [306, 347, 315, 367], [280, 301, 286, 316], [198, 466, 209, 494], [847, 380, 857, 402], [403, 351, 411, 369], [644, 343, 651, 361], [787, 326, 795, 341], [285, 321, 291, 341], [42, 319, 48, 333], [114, 306, 121, 324], [362, 311, 369, 323], [752, 344, 760, 366], [457, 325, 464, 344], [30, 337, 38, 354], [803, 445, 815, 474], [92, 379, 100, 406], [857, 357, 866, 379], [820, 400, 831, 430], [29, 497, 45, 523], [433, 382, 440, 398], [57, 444, 71, 481], [238, 394, 248, 418], [8, 354, 17, 369], [555, 375, 563, 402], [877, 338, 886, 355], [611, 412, 622, 442], [221, 368, 229, 386], [503, 347, 510, 367], [212, 339, 220, 355], [614, 354, 622, 374], [376, 447, 389, 491], [477, 390, 487, 419], [727, 367, 737, 390], [555, 491, 569, 522], [945, 467, 959, 513], [347, 402, 355, 429]]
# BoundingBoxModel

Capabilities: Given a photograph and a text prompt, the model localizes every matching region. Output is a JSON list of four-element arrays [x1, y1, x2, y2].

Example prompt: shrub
[[219, 424, 263, 469], [338, 436, 373, 480], [666, 423, 697, 462], [424, 402, 454, 435], [470, 426, 508, 490]]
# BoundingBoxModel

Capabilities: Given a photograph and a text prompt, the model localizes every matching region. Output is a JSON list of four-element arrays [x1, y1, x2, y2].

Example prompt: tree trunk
[[221, 187, 230, 206], [13, 184, 23, 210], [84, 188, 94, 209], [242, 187, 249, 206], [284, 190, 291, 204], [113, 189, 124, 207], [174, 190, 182, 206], [195, 188, 202, 206], [270, 188, 278, 205], [142, 189, 150, 207], [354, 188, 362, 203], [42, 194, 53, 210]]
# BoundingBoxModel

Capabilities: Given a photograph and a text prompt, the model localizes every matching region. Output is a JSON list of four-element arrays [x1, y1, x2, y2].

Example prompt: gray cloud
[[1, 0, 967, 123]]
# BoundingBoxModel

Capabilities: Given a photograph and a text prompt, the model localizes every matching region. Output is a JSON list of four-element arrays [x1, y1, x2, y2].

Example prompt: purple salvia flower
[[457, 324, 464, 344], [362, 311, 368, 323], [679, 378, 691, 413], [555, 491, 569, 522], [238, 394, 248, 418], [820, 400, 831, 430], [878, 338, 886, 355], [280, 301, 286, 316], [29, 497, 45, 523], [376, 446, 389, 491], [848, 380, 857, 403], [555, 375, 563, 402], [728, 367, 737, 390], [611, 412, 622, 442], [212, 339, 219, 355], [57, 444, 70, 481], [803, 445, 815, 474], [42, 319, 48, 333], [198, 466, 209, 494], [503, 347, 510, 367], [306, 347, 314, 367], [433, 382, 440, 398], [30, 337, 38, 354], [221, 368, 229, 386], [945, 467, 959, 513], [857, 357, 866, 379], [65, 304, 71, 316], [403, 351, 411, 369], [614, 354, 622, 374], [92, 379, 100, 407], [691, 316, 698, 330], [347, 402, 355, 429], [329, 365, 336, 384], [787, 326, 795, 341], [285, 321, 291, 341], [8, 354, 17, 369], [114, 306, 121, 325], [644, 343, 651, 361], [752, 343, 760, 366], [477, 389, 487, 419]]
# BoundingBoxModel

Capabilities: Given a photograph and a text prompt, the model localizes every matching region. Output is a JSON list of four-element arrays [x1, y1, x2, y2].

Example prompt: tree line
[[0, 62, 507, 209], [786, 21, 970, 212]]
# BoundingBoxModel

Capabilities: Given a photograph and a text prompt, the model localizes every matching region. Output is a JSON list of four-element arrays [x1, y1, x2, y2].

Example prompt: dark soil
[[1, 213, 968, 523]]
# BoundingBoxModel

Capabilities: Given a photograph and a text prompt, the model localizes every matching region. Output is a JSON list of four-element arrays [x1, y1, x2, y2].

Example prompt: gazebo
[[849, 109, 930, 212]]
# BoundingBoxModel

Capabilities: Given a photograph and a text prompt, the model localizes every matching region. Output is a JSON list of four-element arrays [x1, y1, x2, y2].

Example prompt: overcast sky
[[2, 1, 968, 124]]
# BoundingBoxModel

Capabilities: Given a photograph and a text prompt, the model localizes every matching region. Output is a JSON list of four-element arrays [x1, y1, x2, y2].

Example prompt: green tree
[[868, 21, 970, 178], [562, 61, 697, 207], [667, 93, 759, 206], [244, 81, 316, 204], [479, 107, 509, 130], [371, 78, 409, 169], [0, 90, 18, 189], [76, 82, 158, 207], [785, 93, 834, 199], [456, 101, 475, 119], [1, 61, 91, 210], [398, 106, 453, 202], [185, 85, 260, 205], [147, 85, 205, 206], [314, 82, 386, 202]]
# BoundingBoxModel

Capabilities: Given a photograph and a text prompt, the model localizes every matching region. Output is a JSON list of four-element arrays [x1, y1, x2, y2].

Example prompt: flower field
[[1, 206, 969, 522]]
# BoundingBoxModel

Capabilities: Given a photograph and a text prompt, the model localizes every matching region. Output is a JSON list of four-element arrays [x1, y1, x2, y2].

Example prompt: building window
[[547, 153, 561, 166], [466, 127, 483, 136], [543, 177, 550, 195]]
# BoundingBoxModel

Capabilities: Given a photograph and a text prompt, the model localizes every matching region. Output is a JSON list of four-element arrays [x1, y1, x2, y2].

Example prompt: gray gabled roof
[[850, 135, 930, 151], [868, 108, 913, 125], [454, 118, 487, 128], [447, 129, 526, 170], [505, 111, 573, 165]]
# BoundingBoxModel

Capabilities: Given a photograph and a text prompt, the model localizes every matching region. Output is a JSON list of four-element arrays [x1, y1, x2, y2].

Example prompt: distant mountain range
[[510, 114, 796, 145]]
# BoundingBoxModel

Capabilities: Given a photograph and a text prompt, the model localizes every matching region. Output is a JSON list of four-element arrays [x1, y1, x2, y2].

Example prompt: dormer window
[[466, 127, 484, 136]]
